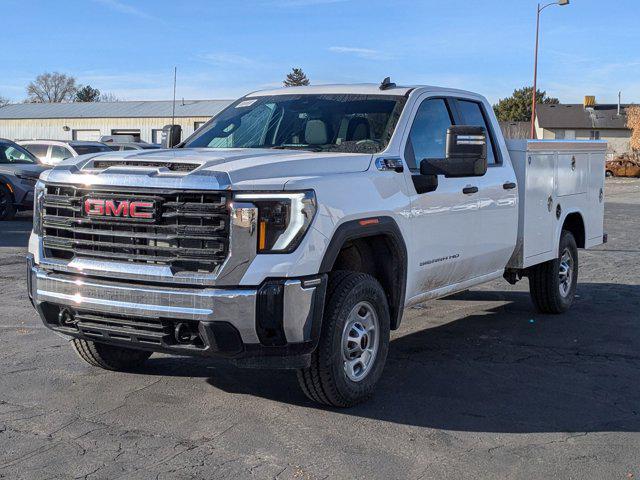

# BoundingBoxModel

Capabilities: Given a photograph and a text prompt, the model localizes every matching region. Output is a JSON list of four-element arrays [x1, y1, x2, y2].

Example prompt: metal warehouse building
[[0, 100, 232, 144]]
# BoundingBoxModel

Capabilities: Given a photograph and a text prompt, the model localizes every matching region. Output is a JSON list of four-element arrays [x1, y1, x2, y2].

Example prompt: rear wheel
[[72, 339, 152, 371], [297, 271, 390, 407], [0, 186, 16, 221], [528, 230, 578, 314], [605, 170, 614, 178]]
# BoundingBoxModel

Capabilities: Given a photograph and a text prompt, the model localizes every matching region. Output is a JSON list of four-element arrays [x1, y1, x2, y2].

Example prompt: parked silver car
[[18, 140, 112, 166]]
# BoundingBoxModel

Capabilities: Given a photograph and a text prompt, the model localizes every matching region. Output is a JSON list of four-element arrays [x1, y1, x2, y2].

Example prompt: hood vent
[[91, 160, 200, 172]]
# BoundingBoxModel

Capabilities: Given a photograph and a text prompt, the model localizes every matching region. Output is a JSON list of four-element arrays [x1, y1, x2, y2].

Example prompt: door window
[[456, 100, 497, 165], [405, 98, 453, 170], [23, 144, 48, 161], [50, 145, 72, 162]]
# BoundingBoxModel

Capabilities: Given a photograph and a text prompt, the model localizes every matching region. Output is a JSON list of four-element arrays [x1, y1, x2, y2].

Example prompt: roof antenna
[[379, 77, 396, 90]]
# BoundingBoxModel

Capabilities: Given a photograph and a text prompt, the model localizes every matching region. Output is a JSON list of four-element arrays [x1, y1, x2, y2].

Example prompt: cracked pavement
[[0, 178, 638, 479]]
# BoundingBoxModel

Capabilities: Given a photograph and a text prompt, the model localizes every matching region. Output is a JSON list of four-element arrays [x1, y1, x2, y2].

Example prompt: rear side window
[[456, 100, 498, 165], [50, 145, 72, 161], [24, 144, 48, 160], [406, 98, 453, 170]]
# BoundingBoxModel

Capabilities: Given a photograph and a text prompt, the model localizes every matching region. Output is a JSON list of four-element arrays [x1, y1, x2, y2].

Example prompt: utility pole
[[530, 1, 570, 139], [171, 67, 177, 126]]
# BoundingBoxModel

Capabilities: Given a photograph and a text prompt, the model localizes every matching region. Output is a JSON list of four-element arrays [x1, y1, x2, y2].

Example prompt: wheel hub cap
[[341, 301, 379, 382], [558, 248, 574, 297]]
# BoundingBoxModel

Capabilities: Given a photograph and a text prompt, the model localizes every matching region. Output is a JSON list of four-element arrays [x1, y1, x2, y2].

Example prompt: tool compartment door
[[523, 152, 556, 260], [557, 153, 588, 197]]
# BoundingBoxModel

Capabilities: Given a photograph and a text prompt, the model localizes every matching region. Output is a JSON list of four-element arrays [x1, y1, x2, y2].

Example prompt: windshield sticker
[[236, 99, 257, 108]]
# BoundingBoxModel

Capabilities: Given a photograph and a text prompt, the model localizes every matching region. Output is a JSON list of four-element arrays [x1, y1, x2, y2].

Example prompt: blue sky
[[1, 0, 638, 104]]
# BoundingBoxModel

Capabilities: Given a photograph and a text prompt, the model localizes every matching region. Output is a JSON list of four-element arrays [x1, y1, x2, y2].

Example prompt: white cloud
[[329, 46, 391, 60], [91, 0, 159, 21], [197, 53, 258, 67]]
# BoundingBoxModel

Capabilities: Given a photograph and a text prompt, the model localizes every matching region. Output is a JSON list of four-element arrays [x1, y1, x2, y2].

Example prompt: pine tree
[[283, 68, 310, 87]]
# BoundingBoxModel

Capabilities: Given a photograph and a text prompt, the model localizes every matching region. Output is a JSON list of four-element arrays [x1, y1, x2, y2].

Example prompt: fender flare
[[555, 208, 586, 254], [319, 216, 408, 330], [0, 174, 15, 203]]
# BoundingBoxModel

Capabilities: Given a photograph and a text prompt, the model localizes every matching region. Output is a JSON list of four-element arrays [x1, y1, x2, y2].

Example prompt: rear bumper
[[27, 255, 327, 368]]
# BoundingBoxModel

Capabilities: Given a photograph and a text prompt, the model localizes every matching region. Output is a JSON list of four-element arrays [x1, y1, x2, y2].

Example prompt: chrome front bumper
[[27, 255, 326, 366]]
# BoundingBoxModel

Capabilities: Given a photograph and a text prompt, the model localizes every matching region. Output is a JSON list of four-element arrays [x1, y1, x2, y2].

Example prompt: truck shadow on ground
[[0, 217, 33, 248], [143, 282, 640, 434]]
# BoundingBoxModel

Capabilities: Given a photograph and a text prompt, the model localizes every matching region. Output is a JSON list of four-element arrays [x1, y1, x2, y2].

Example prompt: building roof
[[537, 103, 631, 130], [0, 100, 232, 120]]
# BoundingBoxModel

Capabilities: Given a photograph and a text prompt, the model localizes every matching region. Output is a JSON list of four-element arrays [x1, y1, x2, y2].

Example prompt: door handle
[[503, 182, 517, 190], [462, 186, 478, 194]]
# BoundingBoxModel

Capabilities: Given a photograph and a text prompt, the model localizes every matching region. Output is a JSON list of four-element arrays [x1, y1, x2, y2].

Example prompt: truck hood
[[0, 163, 49, 179], [44, 148, 373, 190]]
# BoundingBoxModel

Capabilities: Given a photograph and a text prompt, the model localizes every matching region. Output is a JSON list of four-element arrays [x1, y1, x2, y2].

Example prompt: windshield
[[184, 94, 407, 154], [72, 144, 112, 156], [0, 142, 39, 164]]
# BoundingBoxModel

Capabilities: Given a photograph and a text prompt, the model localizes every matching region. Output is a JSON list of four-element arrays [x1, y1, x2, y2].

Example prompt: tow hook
[[174, 322, 197, 344], [58, 308, 77, 327]]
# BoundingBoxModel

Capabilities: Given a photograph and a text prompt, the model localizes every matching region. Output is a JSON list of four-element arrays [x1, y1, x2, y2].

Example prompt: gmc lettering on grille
[[84, 199, 155, 219]]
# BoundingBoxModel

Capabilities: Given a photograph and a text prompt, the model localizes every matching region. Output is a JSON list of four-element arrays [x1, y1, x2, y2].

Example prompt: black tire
[[605, 170, 614, 178], [297, 271, 390, 407], [528, 230, 578, 314], [72, 339, 152, 371], [0, 185, 16, 221]]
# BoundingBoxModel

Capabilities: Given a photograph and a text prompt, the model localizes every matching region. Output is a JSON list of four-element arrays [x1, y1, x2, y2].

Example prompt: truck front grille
[[42, 184, 230, 273]]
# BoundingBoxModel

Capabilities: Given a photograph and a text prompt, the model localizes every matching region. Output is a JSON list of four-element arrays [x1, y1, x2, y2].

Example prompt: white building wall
[[0, 116, 211, 143]]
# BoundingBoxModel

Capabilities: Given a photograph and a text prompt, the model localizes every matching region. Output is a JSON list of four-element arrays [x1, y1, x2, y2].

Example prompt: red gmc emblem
[[84, 198, 156, 220]]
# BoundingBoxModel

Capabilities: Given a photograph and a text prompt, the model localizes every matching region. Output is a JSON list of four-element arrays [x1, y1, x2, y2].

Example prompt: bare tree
[[0, 95, 9, 107], [99, 92, 119, 102], [627, 105, 640, 152], [26, 72, 78, 103]]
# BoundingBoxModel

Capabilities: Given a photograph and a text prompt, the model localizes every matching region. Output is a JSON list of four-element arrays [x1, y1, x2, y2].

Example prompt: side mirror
[[420, 126, 488, 178], [161, 124, 182, 148]]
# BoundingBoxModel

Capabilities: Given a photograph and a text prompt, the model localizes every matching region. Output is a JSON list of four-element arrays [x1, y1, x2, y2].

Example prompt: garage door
[[72, 129, 101, 141]]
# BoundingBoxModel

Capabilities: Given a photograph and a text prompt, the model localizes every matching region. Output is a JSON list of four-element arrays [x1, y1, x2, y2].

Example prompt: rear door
[[451, 98, 518, 277]]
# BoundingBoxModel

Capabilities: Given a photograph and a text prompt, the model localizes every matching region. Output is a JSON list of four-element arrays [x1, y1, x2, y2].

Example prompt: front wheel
[[605, 170, 614, 178], [528, 230, 578, 314], [0, 186, 16, 221], [72, 339, 152, 371], [297, 271, 390, 407]]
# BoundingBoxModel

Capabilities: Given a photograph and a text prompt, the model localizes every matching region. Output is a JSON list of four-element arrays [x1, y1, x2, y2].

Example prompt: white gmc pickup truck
[[27, 81, 607, 407]]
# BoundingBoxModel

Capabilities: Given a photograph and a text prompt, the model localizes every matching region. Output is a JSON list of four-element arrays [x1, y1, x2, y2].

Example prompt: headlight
[[33, 180, 45, 235], [234, 191, 316, 253]]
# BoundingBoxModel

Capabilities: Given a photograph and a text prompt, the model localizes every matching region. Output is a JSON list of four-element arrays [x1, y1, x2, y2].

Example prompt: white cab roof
[[247, 83, 481, 98]]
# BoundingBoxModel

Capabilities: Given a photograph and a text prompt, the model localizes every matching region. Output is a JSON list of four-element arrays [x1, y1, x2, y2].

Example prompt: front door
[[403, 96, 483, 299]]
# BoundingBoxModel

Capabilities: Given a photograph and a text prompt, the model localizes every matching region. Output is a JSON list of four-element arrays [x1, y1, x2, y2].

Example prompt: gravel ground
[[0, 178, 638, 479]]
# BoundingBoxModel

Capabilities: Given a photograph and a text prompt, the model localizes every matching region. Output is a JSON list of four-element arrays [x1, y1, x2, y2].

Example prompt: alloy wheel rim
[[341, 301, 379, 382], [558, 248, 574, 297], [0, 191, 8, 217]]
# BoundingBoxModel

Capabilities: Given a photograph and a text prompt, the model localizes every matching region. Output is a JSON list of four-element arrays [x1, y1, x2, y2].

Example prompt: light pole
[[530, 0, 570, 139]]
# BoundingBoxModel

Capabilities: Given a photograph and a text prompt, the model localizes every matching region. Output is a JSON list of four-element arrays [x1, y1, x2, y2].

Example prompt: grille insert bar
[[42, 185, 230, 273]]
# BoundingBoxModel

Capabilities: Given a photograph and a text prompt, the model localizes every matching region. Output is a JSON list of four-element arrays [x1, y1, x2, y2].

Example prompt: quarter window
[[50, 145, 72, 161], [406, 99, 453, 170], [24, 144, 48, 160], [456, 100, 497, 165]]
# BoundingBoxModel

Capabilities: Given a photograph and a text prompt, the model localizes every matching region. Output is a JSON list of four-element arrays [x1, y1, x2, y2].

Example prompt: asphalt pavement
[[0, 179, 638, 479]]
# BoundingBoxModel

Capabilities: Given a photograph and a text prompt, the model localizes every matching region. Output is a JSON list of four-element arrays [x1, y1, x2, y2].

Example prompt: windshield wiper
[[267, 145, 324, 152]]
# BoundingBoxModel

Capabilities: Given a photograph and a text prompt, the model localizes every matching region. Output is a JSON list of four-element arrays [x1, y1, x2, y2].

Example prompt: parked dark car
[[0, 138, 49, 220]]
